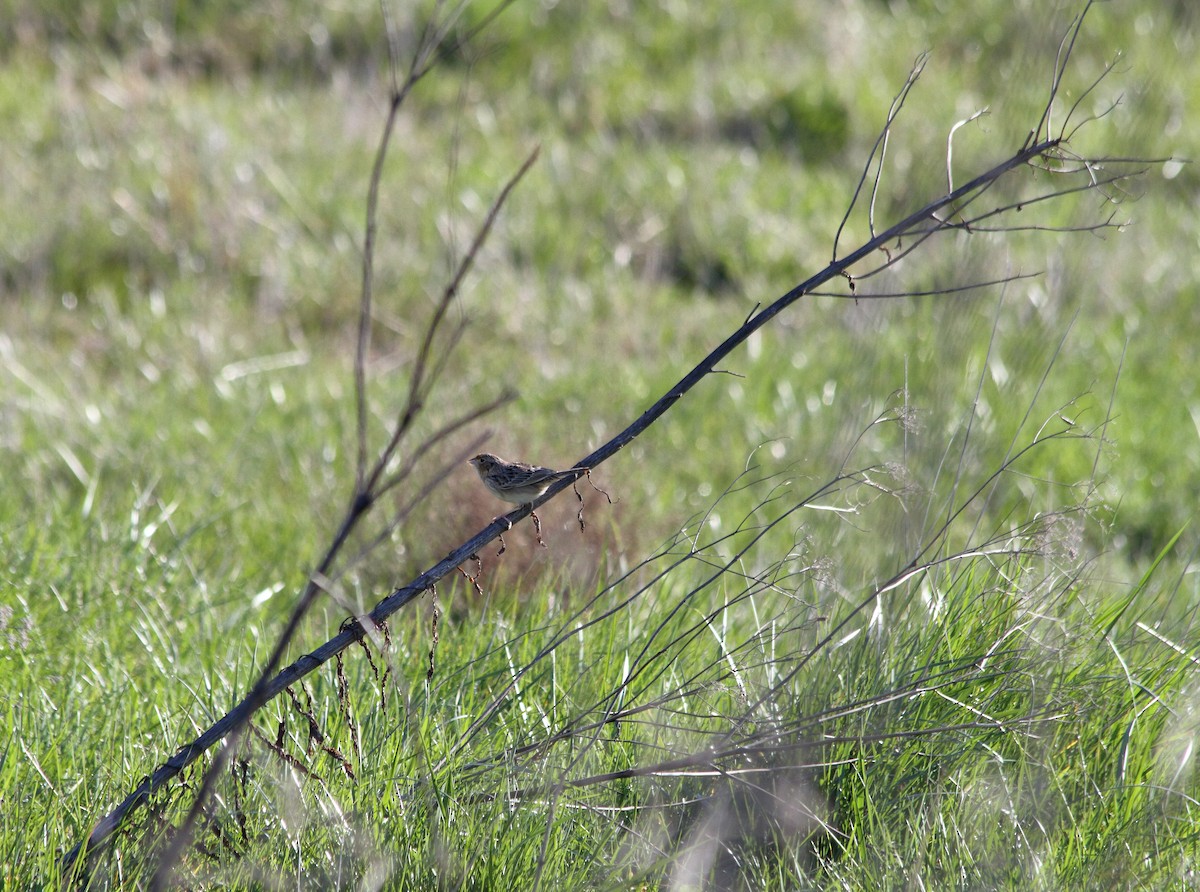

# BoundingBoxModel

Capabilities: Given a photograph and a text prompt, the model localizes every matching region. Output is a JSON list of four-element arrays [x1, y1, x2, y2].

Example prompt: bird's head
[[469, 453, 501, 470]]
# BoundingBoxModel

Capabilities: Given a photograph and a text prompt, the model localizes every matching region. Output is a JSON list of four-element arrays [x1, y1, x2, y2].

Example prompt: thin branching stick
[[64, 0, 1144, 879], [62, 2, 529, 878]]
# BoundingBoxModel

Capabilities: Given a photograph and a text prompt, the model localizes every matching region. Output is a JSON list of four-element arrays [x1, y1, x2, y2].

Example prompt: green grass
[[2, 0, 1199, 888]]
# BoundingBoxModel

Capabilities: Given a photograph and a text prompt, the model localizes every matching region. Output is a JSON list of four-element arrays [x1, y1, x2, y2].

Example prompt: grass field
[[3, 1, 1199, 888]]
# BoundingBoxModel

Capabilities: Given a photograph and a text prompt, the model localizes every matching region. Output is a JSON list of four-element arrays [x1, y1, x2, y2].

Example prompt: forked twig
[[64, 0, 1149, 880], [835, 52, 929, 260], [62, 3, 534, 881]]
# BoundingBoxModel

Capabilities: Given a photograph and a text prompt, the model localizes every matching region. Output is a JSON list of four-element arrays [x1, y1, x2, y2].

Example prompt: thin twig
[[835, 52, 929, 260], [64, 5, 531, 880]]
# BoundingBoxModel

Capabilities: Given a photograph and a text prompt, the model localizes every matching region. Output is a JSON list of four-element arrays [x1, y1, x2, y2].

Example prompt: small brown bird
[[468, 452, 587, 507]]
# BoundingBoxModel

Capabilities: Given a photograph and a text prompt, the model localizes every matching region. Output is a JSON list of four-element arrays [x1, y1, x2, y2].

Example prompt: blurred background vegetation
[[2, 0, 1194, 576]]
